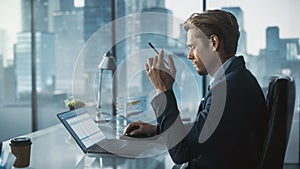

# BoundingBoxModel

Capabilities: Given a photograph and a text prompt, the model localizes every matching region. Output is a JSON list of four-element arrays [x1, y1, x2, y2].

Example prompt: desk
[[2, 124, 175, 169]]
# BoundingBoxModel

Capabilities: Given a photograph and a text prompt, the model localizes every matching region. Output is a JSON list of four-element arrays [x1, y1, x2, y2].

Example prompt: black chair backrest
[[258, 75, 296, 169]]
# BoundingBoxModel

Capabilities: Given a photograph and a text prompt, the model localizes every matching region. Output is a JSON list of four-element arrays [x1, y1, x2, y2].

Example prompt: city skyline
[[2, 0, 300, 96], [0, 0, 300, 62], [0, 1, 299, 162], [2, 0, 299, 99]]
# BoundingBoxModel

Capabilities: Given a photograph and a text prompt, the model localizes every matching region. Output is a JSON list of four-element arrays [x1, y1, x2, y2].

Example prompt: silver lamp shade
[[98, 51, 116, 71]]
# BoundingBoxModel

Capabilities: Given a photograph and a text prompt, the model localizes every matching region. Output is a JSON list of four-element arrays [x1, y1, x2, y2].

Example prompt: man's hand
[[124, 121, 157, 137], [145, 50, 176, 93]]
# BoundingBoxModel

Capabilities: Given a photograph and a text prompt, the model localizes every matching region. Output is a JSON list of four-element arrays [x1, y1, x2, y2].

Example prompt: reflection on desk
[[2, 124, 175, 169]]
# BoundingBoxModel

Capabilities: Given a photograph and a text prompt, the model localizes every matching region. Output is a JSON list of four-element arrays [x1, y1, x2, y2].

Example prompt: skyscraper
[[48, 0, 60, 32], [0, 30, 7, 67], [142, 0, 164, 9], [83, 0, 125, 101], [264, 26, 282, 77], [15, 0, 56, 97], [21, 0, 49, 32], [15, 32, 55, 97], [0, 53, 3, 102], [83, 0, 125, 42], [281, 38, 299, 61], [140, 7, 173, 49], [3, 64, 16, 102], [266, 26, 280, 52], [125, 0, 164, 14], [53, 0, 84, 95], [125, 0, 166, 56]]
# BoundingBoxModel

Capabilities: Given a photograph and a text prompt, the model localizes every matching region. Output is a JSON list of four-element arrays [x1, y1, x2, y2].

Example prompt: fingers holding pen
[[144, 50, 176, 93], [145, 57, 154, 72], [147, 57, 154, 68], [153, 55, 159, 69], [145, 50, 168, 71], [145, 54, 159, 73], [157, 50, 165, 68], [168, 54, 176, 77], [145, 50, 175, 76]]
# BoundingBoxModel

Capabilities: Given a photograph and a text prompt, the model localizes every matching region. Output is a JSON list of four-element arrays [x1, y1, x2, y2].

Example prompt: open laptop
[[57, 107, 166, 158]]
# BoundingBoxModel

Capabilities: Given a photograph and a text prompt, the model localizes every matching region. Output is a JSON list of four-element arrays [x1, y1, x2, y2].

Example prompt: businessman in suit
[[124, 9, 268, 169]]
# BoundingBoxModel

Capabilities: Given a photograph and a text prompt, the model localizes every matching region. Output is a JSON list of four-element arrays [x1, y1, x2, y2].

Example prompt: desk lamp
[[97, 51, 116, 120]]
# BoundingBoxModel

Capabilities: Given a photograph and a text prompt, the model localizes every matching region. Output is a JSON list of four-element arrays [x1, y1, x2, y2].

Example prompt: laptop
[[57, 107, 166, 158]]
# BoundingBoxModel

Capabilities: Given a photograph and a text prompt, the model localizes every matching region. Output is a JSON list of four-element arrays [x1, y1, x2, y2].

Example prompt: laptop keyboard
[[88, 144, 111, 154], [87, 139, 127, 154]]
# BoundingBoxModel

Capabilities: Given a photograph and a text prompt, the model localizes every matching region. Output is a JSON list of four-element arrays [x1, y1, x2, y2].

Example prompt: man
[[124, 9, 268, 169]]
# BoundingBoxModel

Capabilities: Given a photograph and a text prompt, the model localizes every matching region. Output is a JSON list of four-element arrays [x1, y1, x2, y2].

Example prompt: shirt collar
[[209, 56, 236, 88]]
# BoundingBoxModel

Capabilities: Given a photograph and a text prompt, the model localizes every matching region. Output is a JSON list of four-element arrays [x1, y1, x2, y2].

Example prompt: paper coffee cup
[[10, 137, 32, 168]]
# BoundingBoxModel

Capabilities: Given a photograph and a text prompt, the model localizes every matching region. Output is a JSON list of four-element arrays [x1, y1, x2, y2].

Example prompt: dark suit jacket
[[151, 56, 268, 169]]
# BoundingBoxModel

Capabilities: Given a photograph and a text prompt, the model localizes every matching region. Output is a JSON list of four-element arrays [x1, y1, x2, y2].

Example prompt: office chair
[[257, 75, 296, 169]]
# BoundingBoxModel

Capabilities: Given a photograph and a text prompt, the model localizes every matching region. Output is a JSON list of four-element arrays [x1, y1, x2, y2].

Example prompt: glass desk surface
[[2, 124, 175, 169]]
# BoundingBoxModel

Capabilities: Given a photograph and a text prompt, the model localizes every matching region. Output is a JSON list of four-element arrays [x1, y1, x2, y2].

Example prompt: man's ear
[[210, 34, 219, 51]]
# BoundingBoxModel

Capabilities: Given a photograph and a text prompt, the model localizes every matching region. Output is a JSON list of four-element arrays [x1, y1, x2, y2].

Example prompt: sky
[[0, 0, 21, 63], [0, 0, 299, 60]]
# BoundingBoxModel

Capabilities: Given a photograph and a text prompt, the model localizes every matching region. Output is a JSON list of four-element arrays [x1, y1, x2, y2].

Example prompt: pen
[[148, 42, 169, 67]]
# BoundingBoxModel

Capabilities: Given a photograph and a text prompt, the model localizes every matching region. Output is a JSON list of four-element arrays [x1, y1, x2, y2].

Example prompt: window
[[1, 0, 299, 165], [0, 0, 32, 141], [0, 0, 203, 140]]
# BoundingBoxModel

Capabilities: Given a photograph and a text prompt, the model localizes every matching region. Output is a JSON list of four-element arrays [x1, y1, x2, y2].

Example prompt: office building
[[48, 0, 60, 32], [125, 0, 166, 56], [21, 0, 59, 32], [263, 27, 284, 82], [266, 26, 280, 52], [83, 0, 125, 63], [15, 0, 56, 98], [0, 54, 3, 102], [0, 30, 7, 67], [142, 0, 164, 9], [140, 7, 173, 49], [3, 65, 16, 103], [255, 26, 300, 90], [281, 38, 300, 61], [125, 0, 165, 14], [15, 32, 55, 98], [83, 0, 125, 101], [53, 0, 84, 95], [21, 0, 49, 32], [83, 0, 125, 42]]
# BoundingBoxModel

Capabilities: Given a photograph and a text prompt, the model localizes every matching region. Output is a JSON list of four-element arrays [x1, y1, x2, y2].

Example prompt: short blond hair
[[184, 9, 240, 57]]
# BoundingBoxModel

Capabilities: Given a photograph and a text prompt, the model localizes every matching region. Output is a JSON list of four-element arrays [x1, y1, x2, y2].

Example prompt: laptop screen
[[57, 108, 104, 152]]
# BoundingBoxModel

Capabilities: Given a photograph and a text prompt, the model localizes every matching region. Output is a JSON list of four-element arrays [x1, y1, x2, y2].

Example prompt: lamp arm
[[97, 70, 102, 109]]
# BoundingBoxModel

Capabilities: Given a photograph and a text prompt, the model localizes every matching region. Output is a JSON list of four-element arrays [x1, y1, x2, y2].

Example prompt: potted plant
[[64, 96, 85, 110]]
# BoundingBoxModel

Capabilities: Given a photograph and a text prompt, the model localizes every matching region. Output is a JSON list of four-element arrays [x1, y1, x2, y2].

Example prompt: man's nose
[[187, 51, 193, 60]]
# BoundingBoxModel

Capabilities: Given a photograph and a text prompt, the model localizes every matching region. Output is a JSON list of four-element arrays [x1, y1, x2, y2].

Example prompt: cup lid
[[10, 137, 32, 146]]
